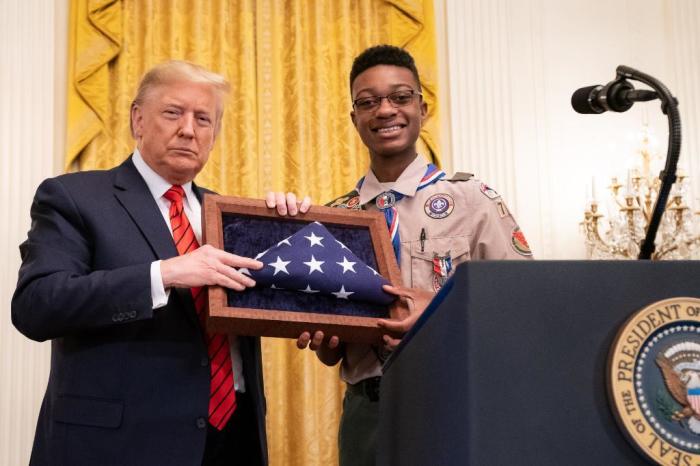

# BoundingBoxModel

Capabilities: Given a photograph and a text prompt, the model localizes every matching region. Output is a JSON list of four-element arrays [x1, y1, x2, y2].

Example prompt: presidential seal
[[608, 297, 700, 465]]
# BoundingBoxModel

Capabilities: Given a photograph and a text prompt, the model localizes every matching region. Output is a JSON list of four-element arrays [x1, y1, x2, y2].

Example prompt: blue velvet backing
[[222, 215, 390, 318]]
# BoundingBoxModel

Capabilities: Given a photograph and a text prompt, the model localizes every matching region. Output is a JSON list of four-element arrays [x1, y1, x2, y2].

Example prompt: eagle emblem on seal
[[656, 341, 700, 434]]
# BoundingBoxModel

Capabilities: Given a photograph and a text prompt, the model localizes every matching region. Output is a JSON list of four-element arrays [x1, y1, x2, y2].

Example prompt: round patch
[[424, 194, 454, 219], [608, 297, 700, 465], [345, 196, 360, 209], [376, 192, 395, 210], [511, 226, 532, 256], [480, 183, 500, 200]]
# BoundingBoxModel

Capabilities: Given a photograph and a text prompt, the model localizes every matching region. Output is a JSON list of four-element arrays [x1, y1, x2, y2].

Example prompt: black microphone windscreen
[[571, 85, 603, 114]]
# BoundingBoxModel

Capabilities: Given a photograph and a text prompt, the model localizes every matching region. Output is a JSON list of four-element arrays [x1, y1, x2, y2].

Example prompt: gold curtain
[[66, 1, 438, 464]]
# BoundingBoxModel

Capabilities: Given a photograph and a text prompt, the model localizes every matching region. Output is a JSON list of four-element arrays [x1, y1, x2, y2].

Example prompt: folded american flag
[[242, 222, 394, 305]]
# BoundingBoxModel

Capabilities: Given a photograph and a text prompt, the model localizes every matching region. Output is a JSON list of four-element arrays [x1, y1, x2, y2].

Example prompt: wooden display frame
[[202, 194, 404, 343]]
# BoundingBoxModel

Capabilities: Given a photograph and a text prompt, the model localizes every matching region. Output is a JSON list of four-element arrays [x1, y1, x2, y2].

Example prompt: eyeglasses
[[352, 89, 422, 113]]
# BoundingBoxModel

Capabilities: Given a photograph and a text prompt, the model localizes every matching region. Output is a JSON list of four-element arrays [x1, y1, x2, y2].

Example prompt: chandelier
[[581, 125, 700, 260]]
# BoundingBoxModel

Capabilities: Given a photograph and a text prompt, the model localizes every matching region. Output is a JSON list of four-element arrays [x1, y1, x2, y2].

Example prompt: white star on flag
[[245, 221, 394, 305], [336, 256, 357, 273], [303, 255, 325, 274], [305, 232, 324, 247], [299, 284, 320, 293], [269, 256, 291, 276], [332, 285, 354, 300]]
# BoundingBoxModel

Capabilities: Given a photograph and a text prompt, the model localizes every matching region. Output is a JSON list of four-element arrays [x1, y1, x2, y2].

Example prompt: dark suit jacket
[[12, 157, 268, 466]]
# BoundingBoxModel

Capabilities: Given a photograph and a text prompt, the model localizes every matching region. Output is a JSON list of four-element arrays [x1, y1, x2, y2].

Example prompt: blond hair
[[130, 60, 230, 136]]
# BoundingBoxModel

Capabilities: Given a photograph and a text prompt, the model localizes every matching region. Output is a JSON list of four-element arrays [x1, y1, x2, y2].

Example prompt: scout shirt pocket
[[408, 236, 471, 292]]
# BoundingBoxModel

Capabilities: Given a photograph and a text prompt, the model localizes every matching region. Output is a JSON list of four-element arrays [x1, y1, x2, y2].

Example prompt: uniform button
[[200, 356, 209, 367], [196, 417, 206, 429], [111, 314, 119, 322]]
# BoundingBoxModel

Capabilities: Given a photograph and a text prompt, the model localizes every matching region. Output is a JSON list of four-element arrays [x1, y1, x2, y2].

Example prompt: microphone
[[571, 65, 681, 259], [571, 79, 658, 114]]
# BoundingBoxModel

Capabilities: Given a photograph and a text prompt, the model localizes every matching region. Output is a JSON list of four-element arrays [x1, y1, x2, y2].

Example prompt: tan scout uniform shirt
[[328, 156, 533, 384]]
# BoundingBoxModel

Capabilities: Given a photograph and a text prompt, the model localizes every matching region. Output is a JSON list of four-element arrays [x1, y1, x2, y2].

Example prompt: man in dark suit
[[12, 60, 306, 466]]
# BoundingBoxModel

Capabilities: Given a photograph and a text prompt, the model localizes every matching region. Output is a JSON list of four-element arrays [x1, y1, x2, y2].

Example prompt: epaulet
[[325, 189, 361, 209], [445, 172, 474, 182]]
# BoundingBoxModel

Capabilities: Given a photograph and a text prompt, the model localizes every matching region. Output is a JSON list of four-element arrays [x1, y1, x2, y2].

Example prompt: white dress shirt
[[132, 149, 245, 392]]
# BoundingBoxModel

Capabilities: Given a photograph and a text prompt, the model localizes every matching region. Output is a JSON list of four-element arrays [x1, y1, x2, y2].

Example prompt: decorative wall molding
[[0, 1, 63, 464], [667, 0, 700, 206], [442, 0, 700, 259]]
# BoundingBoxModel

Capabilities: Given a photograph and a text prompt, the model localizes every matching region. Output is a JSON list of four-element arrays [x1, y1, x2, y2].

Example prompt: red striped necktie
[[163, 185, 236, 430]]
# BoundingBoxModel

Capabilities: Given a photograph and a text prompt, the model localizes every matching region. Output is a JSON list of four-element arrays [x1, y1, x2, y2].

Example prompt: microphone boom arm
[[615, 65, 682, 260]]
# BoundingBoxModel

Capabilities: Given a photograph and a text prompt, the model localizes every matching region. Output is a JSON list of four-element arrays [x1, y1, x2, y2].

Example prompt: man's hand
[[377, 285, 435, 351], [161, 244, 262, 290], [265, 192, 311, 216], [296, 330, 342, 366]]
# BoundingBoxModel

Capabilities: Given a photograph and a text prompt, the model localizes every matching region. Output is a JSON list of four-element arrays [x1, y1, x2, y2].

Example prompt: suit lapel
[[112, 157, 178, 261], [112, 157, 201, 328], [191, 182, 213, 203]]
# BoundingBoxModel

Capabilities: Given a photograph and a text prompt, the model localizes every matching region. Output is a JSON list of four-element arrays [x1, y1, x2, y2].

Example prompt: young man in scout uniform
[[296, 45, 533, 465]]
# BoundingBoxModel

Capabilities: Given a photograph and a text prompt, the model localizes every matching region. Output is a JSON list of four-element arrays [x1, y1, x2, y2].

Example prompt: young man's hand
[[377, 285, 435, 351], [265, 192, 311, 216], [296, 330, 343, 366]]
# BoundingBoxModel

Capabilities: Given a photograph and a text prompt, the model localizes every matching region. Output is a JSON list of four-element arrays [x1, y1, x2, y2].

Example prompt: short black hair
[[349, 44, 421, 92]]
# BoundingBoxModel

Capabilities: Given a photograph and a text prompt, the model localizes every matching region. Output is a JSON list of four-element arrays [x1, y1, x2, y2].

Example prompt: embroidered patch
[[345, 196, 360, 209], [511, 226, 532, 256], [328, 195, 352, 208], [497, 200, 509, 218], [480, 183, 500, 200], [424, 193, 454, 219], [376, 192, 396, 210]]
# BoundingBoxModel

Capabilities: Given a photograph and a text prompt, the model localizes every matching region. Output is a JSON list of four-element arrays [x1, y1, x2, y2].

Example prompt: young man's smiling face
[[350, 64, 427, 161]]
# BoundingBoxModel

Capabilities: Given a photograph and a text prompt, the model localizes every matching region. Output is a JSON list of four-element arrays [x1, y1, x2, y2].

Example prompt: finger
[[309, 330, 325, 351], [383, 334, 401, 352], [265, 191, 276, 209], [382, 284, 413, 300], [216, 273, 248, 291], [216, 272, 255, 291], [221, 252, 263, 270], [286, 192, 298, 216], [275, 192, 287, 215], [327, 335, 340, 349], [299, 196, 312, 213], [376, 317, 410, 333], [297, 332, 311, 349], [217, 267, 257, 289]]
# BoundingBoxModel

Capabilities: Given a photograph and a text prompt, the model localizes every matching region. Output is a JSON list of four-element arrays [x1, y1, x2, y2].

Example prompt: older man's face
[[132, 81, 220, 185]]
